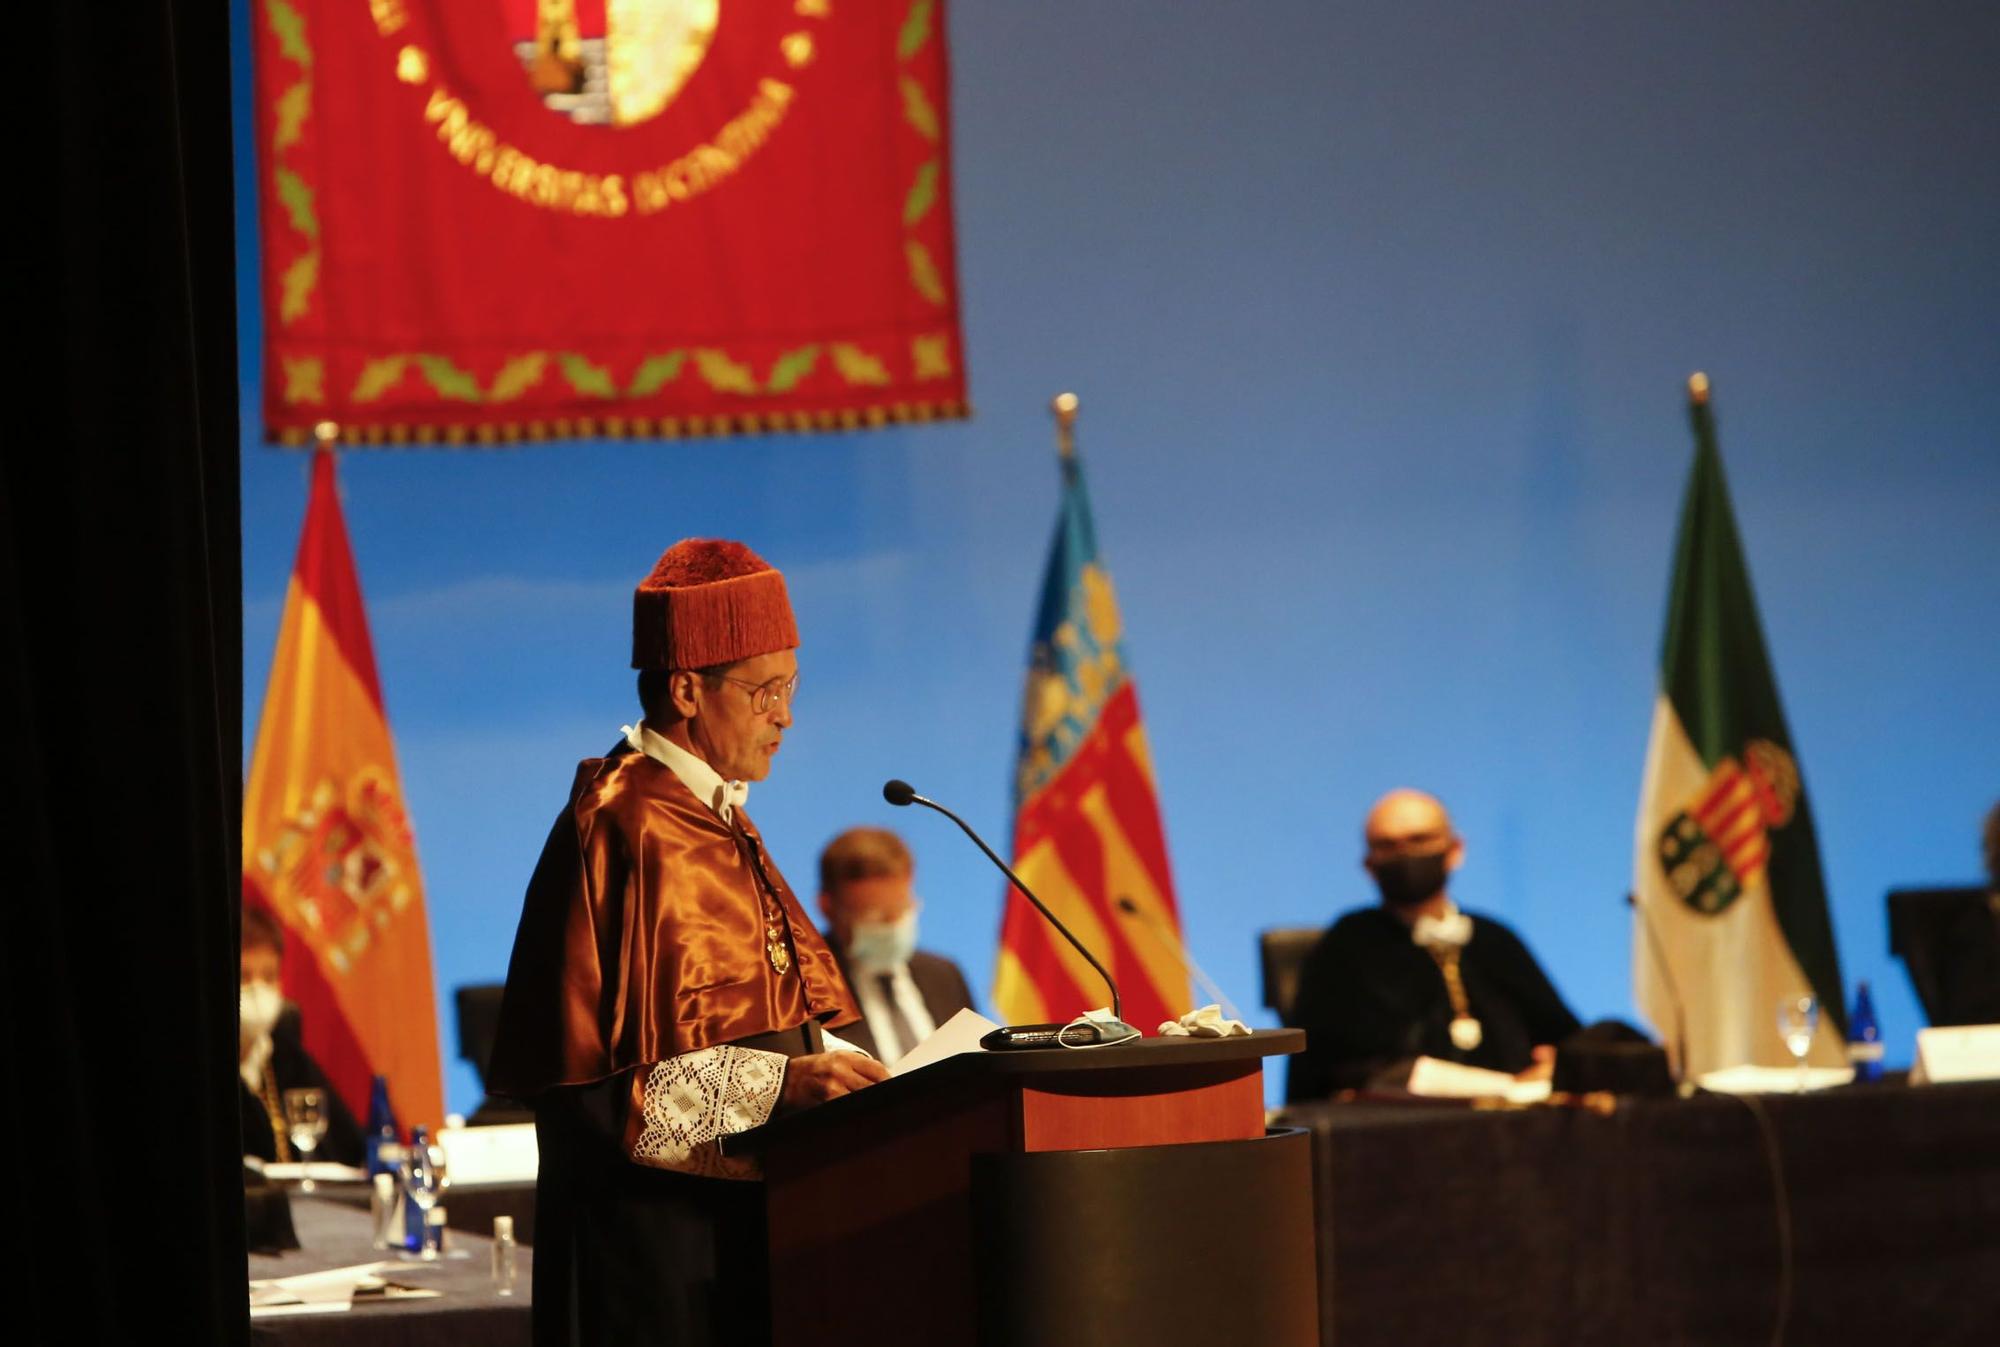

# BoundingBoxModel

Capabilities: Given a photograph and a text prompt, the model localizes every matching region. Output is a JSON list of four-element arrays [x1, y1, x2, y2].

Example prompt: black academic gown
[[237, 1020, 366, 1167], [1286, 905, 1581, 1102]]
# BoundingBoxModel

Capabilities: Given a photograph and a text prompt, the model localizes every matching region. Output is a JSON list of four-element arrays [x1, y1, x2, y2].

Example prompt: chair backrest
[[453, 983, 508, 1089], [1258, 927, 1324, 1027], [1888, 886, 2000, 1027]]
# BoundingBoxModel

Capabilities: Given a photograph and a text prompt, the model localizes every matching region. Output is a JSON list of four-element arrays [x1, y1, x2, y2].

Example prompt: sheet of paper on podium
[[892, 1008, 1001, 1076]]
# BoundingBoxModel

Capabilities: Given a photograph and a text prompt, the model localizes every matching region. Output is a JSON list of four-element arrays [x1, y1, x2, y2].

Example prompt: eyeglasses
[[711, 672, 800, 715]]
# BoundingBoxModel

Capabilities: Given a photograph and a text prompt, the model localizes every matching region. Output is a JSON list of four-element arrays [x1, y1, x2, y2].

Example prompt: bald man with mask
[[1285, 789, 1581, 1102]]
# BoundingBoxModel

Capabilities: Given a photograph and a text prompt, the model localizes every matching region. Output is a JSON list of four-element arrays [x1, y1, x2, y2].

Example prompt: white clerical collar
[[1411, 898, 1473, 950], [622, 722, 749, 824]]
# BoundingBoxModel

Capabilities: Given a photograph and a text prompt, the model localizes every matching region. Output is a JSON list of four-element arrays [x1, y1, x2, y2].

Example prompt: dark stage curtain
[[10, 3, 246, 1343]]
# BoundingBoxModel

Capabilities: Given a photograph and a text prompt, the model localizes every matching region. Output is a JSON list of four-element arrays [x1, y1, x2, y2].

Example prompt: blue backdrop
[[231, 1, 1999, 1113]]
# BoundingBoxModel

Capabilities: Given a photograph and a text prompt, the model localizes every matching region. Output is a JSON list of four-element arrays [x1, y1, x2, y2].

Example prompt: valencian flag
[[995, 421, 1191, 1032], [1632, 375, 1845, 1077], [253, 0, 966, 444], [244, 451, 445, 1128]]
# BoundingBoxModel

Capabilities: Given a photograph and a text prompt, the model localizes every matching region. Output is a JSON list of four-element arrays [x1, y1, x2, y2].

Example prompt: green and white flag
[[1633, 375, 1846, 1077]]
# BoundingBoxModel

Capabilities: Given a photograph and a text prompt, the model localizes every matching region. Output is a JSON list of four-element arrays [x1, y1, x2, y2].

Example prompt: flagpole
[[1688, 371, 1710, 406], [314, 419, 340, 452], [1050, 391, 1078, 461]]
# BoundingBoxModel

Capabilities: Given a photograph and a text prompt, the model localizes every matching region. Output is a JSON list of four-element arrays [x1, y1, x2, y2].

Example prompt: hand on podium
[[780, 1052, 890, 1113]]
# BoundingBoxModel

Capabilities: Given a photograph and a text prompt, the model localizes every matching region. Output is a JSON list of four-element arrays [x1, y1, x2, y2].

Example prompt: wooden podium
[[723, 1029, 1318, 1347]]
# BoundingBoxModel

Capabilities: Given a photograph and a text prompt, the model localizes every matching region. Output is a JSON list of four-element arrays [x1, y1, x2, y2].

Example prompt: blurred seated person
[[239, 905, 364, 1166], [1286, 789, 1581, 1102], [817, 827, 977, 1065]]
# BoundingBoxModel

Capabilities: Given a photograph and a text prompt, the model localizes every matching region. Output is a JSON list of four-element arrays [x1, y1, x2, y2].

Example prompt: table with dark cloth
[[1279, 1079, 2000, 1347], [248, 1191, 531, 1347], [318, 1179, 538, 1247]]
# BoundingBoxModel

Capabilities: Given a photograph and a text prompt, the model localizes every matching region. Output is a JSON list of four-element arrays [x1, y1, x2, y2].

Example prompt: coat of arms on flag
[[1657, 740, 1800, 915]]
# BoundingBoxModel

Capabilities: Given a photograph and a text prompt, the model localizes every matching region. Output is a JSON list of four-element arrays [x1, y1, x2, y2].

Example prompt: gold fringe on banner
[[269, 398, 972, 448]]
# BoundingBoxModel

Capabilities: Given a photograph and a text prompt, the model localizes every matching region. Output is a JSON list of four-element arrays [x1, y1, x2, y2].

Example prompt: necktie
[[875, 971, 917, 1062]]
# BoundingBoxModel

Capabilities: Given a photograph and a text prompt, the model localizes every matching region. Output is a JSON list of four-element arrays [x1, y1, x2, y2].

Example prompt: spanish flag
[[995, 430, 1191, 1032], [243, 450, 444, 1128]]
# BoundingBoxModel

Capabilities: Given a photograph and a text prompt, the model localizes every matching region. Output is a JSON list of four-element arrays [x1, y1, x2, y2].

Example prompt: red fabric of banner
[[255, 0, 966, 444]]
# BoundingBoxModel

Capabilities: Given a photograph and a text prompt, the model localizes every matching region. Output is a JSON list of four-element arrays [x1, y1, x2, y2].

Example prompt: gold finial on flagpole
[[1687, 372, 1710, 406], [1051, 392, 1079, 460], [313, 420, 341, 449]]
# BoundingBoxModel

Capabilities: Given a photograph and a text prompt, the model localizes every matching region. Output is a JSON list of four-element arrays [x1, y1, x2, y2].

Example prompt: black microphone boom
[[1628, 890, 1690, 1085], [883, 778, 1124, 1027]]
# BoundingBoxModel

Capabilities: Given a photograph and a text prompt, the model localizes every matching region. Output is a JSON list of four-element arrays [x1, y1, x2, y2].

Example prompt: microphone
[[883, 779, 1137, 1043], [1628, 890, 1690, 1087], [1114, 896, 1242, 1024]]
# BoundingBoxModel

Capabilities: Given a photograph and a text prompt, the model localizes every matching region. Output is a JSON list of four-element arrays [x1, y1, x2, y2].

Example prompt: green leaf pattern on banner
[[830, 344, 891, 386], [765, 346, 822, 393], [415, 355, 482, 402], [266, 0, 312, 68], [627, 352, 688, 397], [279, 251, 318, 323], [903, 161, 938, 227], [557, 353, 616, 398], [274, 81, 311, 150], [897, 0, 934, 61], [352, 357, 410, 403], [900, 75, 939, 142], [905, 241, 947, 306], [490, 353, 551, 402], [274, 167, 317, 241], [694, 349, 758, 394]]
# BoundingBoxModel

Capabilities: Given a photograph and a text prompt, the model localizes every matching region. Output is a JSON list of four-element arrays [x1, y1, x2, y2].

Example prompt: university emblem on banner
[[255, 0, 966, 441], [251, 770, 418, 975], [1656, 740, 1800, 915], [515, 0, 720, 128]]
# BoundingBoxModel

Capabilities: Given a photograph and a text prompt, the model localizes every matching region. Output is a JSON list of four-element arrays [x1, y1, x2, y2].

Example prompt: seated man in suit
[[1286, 788, 1581, 1102], [239, 904, 364, 1165], [817, 827, 977, 1065]]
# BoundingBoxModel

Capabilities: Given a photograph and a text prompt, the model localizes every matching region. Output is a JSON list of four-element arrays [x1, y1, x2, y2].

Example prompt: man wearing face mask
[[1285, 788, 1581, 1102], [816, 827, 978, 1065], [238, 904, 364, 1165]]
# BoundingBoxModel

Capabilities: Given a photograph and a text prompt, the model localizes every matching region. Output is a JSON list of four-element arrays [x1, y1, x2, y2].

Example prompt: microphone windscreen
[[882, 779, 916, 806]]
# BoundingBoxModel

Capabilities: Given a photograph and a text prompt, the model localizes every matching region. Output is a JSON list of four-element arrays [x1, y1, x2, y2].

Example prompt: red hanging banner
[[254, 0, 967, 444]]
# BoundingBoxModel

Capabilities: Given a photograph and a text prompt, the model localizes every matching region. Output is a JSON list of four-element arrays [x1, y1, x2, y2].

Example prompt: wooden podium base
[[731, 1032, 1317, 1347]]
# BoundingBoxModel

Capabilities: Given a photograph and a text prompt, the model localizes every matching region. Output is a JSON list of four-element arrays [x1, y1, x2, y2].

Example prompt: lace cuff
[[629, 1045, 787, 1181]]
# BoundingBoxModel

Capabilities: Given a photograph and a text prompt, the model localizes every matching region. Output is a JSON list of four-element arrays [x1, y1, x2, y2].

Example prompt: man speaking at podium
[[489, 538, 887, 1347]]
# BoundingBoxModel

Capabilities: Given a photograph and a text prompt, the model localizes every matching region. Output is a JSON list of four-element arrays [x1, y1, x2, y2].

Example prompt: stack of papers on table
[[249, 1263, 442, 1318], [1697, 1063, 1855, 1094], [1406, 1055, 1552, 1104]]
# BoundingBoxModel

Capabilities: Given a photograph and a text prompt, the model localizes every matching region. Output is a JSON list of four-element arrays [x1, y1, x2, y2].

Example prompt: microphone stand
[[885, 780, 1137, 1042], [1628, 889, 1692, 1093], [1115, 896, 1240, 1023]]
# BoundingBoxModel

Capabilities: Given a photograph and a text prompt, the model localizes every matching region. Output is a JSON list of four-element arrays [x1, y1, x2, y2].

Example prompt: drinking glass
[[400, 1140, 442, 1260], [1777, 994, 1820, 1093], [282, 1088, 329, 1192]]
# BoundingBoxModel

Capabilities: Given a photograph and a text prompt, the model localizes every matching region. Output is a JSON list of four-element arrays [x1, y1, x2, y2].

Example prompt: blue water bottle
[[401, 1124, 433, 1252], [364, 1075, 402, 1179], [1847, 981, 1883, 1083]]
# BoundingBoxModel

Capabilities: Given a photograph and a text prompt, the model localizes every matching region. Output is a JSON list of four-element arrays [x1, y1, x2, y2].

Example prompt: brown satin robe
[[488, 744, 858, 1099]]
